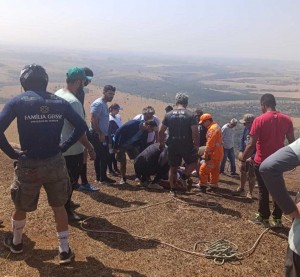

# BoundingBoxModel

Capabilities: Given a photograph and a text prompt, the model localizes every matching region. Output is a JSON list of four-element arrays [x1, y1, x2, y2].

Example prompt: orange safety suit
[[199, 121, 224, 186]]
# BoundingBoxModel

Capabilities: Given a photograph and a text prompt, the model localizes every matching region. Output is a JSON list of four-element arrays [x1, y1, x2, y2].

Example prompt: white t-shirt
[[221, 123, 235, 149], [55, 88, 85, 156]]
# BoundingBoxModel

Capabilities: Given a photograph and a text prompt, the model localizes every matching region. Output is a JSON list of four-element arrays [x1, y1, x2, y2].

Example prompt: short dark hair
[[194, 108, 203, 116], [261, 93, 276, 108], [165, 105, 173, 113], [103, 85, 116, 92], [142, 106, 155, 115]]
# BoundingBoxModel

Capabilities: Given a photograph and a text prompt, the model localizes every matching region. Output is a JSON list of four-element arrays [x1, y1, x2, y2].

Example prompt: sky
[[0, 0, 300, 61]]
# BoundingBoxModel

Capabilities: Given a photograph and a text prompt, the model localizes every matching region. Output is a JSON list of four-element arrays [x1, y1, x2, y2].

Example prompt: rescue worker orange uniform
[[199, 118, 223, 187]]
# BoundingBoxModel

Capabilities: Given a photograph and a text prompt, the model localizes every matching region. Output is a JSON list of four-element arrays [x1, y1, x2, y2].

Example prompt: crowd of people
[[0, 63, 300, 275]]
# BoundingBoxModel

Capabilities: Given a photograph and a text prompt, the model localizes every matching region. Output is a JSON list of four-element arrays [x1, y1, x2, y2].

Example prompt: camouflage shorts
[[11, 153, 71, 212]]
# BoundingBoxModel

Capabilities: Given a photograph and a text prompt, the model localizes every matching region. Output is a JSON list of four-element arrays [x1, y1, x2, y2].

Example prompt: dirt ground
[[0, 86, 297, 276], [0, 151, 298, 276]]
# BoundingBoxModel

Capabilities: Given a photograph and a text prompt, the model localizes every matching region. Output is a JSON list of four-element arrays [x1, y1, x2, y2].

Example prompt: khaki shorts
[[11, 153, 71, 212]]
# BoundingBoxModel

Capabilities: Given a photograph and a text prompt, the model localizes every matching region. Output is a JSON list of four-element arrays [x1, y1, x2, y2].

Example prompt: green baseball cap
[[66, 67, 86, 80]]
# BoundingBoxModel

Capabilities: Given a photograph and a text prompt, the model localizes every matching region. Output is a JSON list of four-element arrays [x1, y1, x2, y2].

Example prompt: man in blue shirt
[[114, 119, 157, 184], [89, 85, 116, 184], [0, 64, 87, 265]]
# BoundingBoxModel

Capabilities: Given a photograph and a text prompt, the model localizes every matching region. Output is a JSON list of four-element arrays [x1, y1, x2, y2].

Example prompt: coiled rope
[[80, 194, 282, 265]]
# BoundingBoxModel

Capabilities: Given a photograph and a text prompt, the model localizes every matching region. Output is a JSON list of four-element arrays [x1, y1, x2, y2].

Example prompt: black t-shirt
[[162, 108, 197, 145]]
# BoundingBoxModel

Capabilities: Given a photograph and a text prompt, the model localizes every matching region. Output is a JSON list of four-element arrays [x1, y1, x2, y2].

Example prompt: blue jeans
[[220, 147, 236, 173]]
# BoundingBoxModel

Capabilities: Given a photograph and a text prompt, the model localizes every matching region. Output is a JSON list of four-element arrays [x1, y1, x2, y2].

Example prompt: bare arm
[[79, 134, 96, 160], [158, 124, 167, 146], [241, 135, 257, 161], [91, 113, 105, 142], [286, 130, 295, 144]]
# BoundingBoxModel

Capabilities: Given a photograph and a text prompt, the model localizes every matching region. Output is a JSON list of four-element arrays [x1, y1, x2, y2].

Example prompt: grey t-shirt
[[90, 97, 109, 135]]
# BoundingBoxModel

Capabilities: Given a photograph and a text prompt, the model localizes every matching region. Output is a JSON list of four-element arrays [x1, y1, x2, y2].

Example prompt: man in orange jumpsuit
[[198, 114, 224, 193]]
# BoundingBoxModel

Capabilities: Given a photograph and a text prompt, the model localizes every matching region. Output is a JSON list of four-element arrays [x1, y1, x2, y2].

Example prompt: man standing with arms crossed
[[0, 64, 87, 264], [241, 93, 294, 227], [159, 92, 199, 196]]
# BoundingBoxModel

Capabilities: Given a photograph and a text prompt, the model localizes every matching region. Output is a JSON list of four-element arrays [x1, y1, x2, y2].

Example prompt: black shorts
[[167, 143, 198, 167]]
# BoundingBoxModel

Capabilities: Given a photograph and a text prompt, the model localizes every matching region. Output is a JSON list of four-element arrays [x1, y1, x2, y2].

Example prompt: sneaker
[[170, 190, 176, 197], [100, 177, 116, 185], [199, 185, 207, 193], [230, 172, 239, 177], [273, 219, 283, 228], [140, 180, 150, 187], [3, 233, 23, 254], [114, 169, 120, 174], [232, 187, 245, 196], [250, 214, 270, 228], [67, 210, 81, 222], [59, 248, 75, 265], [119, 178, 126, 185], [108, 170, 118, 177], [72, 183, 80, 190], [191, 170, 198, 177], [246, 192, 253, 199], [148, 183, 164, 190], [207, 184, 218, 193], [79, 183, 100, 192]]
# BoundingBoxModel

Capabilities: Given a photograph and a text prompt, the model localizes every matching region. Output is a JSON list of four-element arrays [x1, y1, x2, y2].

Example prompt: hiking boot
[[3, 233, 23, 254], [273, 219, 283, 228], [59, 248, 75, 265], [148, 183, 164, 190], [79, 183, 100, 192], [232, 187, 245, 196], [250, 214, 270, 228]]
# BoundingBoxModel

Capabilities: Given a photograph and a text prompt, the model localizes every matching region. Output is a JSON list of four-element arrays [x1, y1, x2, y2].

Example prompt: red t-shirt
[[250, 111, 293, 164]]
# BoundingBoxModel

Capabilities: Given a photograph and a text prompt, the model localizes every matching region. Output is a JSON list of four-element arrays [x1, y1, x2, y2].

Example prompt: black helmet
[[20, 64, 48, 91]]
